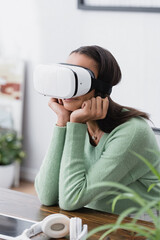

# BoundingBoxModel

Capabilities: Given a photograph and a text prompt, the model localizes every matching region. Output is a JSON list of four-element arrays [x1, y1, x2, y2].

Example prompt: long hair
[[71, 45, 149, 133]]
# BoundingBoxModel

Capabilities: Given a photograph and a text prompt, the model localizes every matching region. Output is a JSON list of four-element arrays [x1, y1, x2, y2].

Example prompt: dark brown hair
[[71, 45, 149, 133]]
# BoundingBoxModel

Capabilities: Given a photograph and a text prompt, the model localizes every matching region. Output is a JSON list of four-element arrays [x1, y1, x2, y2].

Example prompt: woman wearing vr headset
[[35, 45, 160, 215]]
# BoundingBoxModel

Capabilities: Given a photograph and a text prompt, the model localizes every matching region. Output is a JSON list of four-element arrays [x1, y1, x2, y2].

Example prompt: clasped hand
[[48, 96, 109, 126]]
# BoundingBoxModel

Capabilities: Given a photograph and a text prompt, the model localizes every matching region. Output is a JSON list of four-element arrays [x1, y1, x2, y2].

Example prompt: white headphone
[[16, 214, 88, 240]]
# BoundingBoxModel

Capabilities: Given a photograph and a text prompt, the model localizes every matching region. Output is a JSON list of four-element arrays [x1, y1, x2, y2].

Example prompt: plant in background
[[0, 129, 25, 165], [88, 151, 160, 240]]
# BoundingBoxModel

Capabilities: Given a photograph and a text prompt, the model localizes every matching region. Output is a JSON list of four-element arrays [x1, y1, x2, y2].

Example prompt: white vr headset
[[33, 63, 112, 99], [16, 214, 87, 240]]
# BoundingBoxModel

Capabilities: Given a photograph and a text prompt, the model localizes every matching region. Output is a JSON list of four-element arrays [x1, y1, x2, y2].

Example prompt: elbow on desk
[[36, 188, 58, 206], [59, 194, 82, 211], [59, 182, 87, 211], [34, 182, 58, 206], [38, 196, 57, 206], [59, 201, 80, 211]]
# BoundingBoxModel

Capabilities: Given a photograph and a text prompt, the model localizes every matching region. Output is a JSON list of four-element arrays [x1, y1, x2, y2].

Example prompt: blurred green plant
[[88, 151, 160, 240], [0, 129, 25, 165]]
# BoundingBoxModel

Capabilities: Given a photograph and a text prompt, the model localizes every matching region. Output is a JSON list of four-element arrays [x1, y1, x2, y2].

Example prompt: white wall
[[0, 0, 160, 181]]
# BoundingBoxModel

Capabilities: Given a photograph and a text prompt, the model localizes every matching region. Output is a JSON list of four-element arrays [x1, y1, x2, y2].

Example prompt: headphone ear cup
[[41, 214, 70, 239], [70, 217, 82, 240]]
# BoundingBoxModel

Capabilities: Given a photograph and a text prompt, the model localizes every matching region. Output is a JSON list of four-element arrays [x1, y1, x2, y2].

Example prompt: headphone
[[16, 214, 88, 240]]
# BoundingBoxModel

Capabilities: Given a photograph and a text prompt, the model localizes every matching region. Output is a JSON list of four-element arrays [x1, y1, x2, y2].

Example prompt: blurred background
[[0, 0, 159, 184]]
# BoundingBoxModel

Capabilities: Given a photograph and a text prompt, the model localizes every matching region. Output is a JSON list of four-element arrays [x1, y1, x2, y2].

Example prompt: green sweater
[[35, 117, 160, 214]]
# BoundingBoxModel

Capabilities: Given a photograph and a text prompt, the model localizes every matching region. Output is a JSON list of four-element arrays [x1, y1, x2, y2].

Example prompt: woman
[[35, 45, 160, 214]]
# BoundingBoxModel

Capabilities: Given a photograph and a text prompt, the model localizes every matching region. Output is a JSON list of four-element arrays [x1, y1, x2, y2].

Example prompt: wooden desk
[[0, 188, 153, 240]]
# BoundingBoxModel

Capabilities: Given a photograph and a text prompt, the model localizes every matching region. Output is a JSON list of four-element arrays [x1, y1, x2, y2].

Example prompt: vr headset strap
[[91, 79, 112, 95]]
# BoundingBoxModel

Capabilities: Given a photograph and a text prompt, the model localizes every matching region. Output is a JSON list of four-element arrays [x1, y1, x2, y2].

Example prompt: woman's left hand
[[70, 96, 109, 123]]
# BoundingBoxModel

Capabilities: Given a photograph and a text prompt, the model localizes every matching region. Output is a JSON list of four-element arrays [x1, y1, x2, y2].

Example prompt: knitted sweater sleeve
[[35, 125, 66, 206], [59, 121, 159, 211]]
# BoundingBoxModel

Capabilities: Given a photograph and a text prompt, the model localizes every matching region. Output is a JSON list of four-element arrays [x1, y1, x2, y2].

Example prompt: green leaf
[[88, 222, 154, 240], [0, 129, 25, 165], [87, 223, 115, 238], [112, 194, 122, 212], [111, 193, 134, 213], [88, 151, 160, 240], [99, 226, 118, 240], [90, 181, 146, 207], [116, 207, 137, 225], [132, 200, 159, 227], [148, 183, 156, 192]]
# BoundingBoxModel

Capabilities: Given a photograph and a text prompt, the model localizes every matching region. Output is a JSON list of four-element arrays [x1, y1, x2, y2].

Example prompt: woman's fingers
[[82, 99, 92, 110], [81, 96, 109, 121], [96, 96, 103, 117], [102, 97, 109, 119], [71, 96, 109, 123], [48, 98, 58, 108], [90, 97, 96, 114], [92, 96, 109, 120], [48, 98, 71, 126], [58, 99, 63, 105], [48, 98, 64, 113], [48, 98, 57, 104]]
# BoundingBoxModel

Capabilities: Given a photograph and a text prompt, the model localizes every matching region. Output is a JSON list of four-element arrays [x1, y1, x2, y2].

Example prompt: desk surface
[[0, 188, 153, 240]]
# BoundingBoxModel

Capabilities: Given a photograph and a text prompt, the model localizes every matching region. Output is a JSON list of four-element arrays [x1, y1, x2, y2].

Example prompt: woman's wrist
[[70, 116, 80, 123], [57, 116, 70, 127], [70, 114, 86, 124], [56, 122, 67, 127]]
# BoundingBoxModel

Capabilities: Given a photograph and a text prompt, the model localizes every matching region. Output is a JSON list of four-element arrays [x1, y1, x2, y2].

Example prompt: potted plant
[[88, 151, 160, 240], [0, 128, 25, 188]]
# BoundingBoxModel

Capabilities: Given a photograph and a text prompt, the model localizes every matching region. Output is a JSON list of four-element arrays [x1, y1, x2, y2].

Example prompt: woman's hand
[[70, 96, 109, 123], [48, 98, 71, 126]]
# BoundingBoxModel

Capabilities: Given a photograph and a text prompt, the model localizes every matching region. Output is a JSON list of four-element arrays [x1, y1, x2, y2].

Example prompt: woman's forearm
[[35, 125, 66, 206]]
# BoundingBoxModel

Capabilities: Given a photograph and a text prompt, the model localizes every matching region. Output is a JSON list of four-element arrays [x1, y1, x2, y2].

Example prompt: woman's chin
[[64, 105, 79, 112], [63, 101, 81, 111]]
